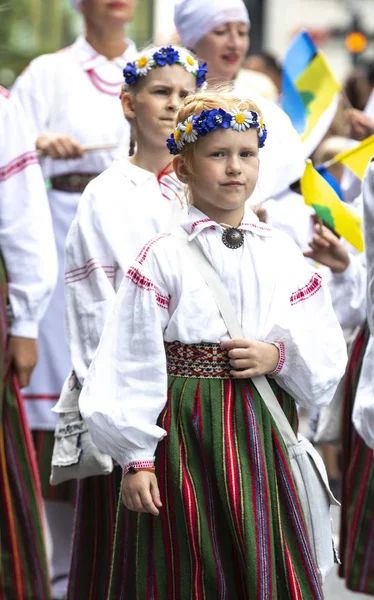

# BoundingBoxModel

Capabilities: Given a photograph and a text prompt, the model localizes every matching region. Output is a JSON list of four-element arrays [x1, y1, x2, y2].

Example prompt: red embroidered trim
[[123, 459, 155, 475], [136, 233, 172, 265], [0, 86, 11, 99], [190, 218, 213, 234], [290, 273, 322, 306], [23, 394, 60, 401], [126, 267, 169, 309], [241, 221, 272, 233], [0, 151, 39, 182], [268, 342, 286, 376], [65, 258, 115, 284]]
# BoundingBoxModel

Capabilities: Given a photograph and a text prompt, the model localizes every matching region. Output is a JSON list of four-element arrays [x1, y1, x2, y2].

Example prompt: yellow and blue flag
[[282, 32, 341, 158], [300, 160, 364, 252]]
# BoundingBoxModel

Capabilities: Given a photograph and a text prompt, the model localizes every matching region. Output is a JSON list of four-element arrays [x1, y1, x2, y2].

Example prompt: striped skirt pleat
[[67, 467, 122, 600], [0, 256, 51, 599], [32, 429, 76, 502], [339, 323, 374, 595], [109, 376, 322, 600]]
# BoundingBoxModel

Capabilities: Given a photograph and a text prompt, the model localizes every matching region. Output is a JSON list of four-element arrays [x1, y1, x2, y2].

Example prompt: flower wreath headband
[[166, 107, 268, 155], [123, 45, 208, 89]]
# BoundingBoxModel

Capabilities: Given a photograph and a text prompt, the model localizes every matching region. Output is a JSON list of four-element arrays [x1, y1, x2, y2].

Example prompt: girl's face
[[176, 127, 259, 221], [123, 65, 197, 149], [193, 22, 250, 82]]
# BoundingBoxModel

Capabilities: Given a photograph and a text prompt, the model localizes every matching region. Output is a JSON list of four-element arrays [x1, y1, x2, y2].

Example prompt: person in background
[[244, 51, 282, 94], [12, 1, 136, 597], [0, 86, 57, 600], [62, 46, 206, 600]]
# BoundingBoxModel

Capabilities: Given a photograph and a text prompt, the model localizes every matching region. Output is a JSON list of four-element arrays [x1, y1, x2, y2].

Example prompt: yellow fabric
[[301, 160, 364, 252], [295, 53, 340, 143], [334, 135, 374, 180]]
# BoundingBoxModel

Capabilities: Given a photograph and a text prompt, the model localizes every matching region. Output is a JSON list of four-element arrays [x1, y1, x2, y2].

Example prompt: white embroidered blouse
[[64, 158, 186, 385], [80, 205, 348, 470]]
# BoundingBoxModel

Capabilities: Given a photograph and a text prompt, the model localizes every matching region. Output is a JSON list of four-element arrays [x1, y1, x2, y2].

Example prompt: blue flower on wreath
[[154, 46, 180, 67], [195, 109, 232, 136], [196, 62, 208, 88], [166, 133, 179, 155], [123, 63, 138, 86]]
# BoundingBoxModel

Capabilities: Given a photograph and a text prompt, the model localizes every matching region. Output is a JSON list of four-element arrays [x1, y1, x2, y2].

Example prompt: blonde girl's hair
[[175, 87, 264, 175]]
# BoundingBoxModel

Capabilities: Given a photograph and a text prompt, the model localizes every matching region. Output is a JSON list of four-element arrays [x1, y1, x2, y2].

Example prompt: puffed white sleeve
[[79, 247, 170, 470], [327, 253, 367, 330], [263, 233, 347, 408], [352, 160, 374, 449], [64, 182, 118, 385], [0, 93, 57, 338]]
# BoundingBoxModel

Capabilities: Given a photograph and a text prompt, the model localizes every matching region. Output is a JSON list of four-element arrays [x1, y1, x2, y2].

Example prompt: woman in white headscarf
[[174, 0, 314, 250], [12, 2, 137, 597]]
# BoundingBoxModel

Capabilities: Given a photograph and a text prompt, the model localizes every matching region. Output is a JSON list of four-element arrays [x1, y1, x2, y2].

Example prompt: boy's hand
[[4, 336, 38, 387], [304, 223, 350, 273], [121, 471, 162, 516], [221, 339, 279, 378]]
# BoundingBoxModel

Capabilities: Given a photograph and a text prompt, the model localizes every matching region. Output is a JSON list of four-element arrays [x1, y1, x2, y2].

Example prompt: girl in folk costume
[[0, 88, 57, 599], [12, 0, 137, 595], [80, 90, 347, 599], [61, 47, 207, 599], [337, 160, 374, 595], [174, 0, 315, 250]]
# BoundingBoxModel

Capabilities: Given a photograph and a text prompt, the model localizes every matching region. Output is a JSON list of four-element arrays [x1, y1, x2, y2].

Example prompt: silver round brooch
[[222, 228, 244, 250]]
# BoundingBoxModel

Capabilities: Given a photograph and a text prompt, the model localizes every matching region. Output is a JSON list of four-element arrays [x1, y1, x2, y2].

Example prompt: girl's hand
[[121, 471, 162, 516], [4, 336, 38, 387], [221, 339, 279, 378], [36, 133, 84, 159], [303, 224, 350, 273]]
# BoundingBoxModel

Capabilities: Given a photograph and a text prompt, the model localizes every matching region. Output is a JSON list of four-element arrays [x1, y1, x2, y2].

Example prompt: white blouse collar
[[182, 205, 273, 241], [72, 36, 137, 71]]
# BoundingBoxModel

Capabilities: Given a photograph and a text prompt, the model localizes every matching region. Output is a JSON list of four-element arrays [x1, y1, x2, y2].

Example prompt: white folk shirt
[[63, 158, 186, 388], [353, 160, 374, 449], [0, 88, 57, 338], [80, 205, 348, 470], [12, 36, 136, 429]]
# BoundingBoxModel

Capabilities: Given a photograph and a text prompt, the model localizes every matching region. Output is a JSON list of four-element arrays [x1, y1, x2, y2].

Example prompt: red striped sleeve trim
[[268, 342, 286, 376], [0, 86, 11, 99], [290, 273, 322, 306], [0, 151, 39, 182], [126, 267, 169, 309], [136, 233, 172, 265], [65, 258, 115, 284]]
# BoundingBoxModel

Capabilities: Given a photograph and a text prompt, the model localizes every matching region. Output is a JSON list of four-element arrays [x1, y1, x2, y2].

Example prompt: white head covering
[[174, 0, 250, 49]]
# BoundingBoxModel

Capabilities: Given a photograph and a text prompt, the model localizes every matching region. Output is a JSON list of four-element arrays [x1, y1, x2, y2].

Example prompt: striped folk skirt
[[339, 323, 374, 595], [109, 342, 322, 599], [67, 467, 122, 600], [0, 256, 51, 599]]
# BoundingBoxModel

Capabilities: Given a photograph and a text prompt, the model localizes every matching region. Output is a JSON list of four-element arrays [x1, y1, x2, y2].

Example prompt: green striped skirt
[[339, 323, 374, 594], [109, 342, 322, 599], [0, 255, 51, 599]]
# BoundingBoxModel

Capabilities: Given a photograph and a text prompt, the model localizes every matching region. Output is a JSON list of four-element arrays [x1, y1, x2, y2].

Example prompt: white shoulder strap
[[177, 227, 298, 448]]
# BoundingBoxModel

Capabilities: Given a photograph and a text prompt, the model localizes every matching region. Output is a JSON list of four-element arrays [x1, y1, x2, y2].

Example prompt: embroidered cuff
[[268, 342, 285, 376], [123, 459, 155, 476]]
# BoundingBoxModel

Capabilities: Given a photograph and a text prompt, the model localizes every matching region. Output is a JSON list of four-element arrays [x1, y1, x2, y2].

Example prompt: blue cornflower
[[154, 46, 180, 67], [123, 63, 138, 86], [196, 62, 208, 88], [166, 134, 180, 155]]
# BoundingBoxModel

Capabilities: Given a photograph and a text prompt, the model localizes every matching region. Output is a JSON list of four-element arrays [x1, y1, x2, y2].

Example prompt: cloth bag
[[50, 371, 113, 485], [178, 228, 339, 584]]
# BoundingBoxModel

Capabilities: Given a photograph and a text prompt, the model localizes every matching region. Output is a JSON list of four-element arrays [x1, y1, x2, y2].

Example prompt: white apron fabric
[[13, 36, 137, 430]]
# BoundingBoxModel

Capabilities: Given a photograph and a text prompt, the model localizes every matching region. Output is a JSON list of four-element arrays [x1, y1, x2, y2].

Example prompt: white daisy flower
[[180, 116, 198, 143], [173, 126, 185, 150], [181, 53, 199, 74], [136, 53, 154, 76], [230, 109, 255, 132]]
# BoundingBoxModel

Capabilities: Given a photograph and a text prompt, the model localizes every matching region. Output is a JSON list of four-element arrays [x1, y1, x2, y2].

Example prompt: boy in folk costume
[[0, 88, 57, 599], [80, 90, 347, 598], [12, 1, 137, 595], [61, 47, 207, 599]]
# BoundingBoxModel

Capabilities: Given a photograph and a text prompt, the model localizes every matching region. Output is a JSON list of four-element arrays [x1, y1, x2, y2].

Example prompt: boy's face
[[186, 127, 259, 217]]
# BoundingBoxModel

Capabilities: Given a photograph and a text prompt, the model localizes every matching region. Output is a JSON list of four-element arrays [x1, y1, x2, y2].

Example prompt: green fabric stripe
[[109, 375, 320, 599]]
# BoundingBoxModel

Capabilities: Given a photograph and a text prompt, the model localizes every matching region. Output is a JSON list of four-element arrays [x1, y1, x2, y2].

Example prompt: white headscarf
[[174, 0, 250, 49]]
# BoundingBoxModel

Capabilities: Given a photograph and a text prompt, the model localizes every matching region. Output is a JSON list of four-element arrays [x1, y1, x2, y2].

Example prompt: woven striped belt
[[165, 341, 232, 379], [50, 173, 99, 194]]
